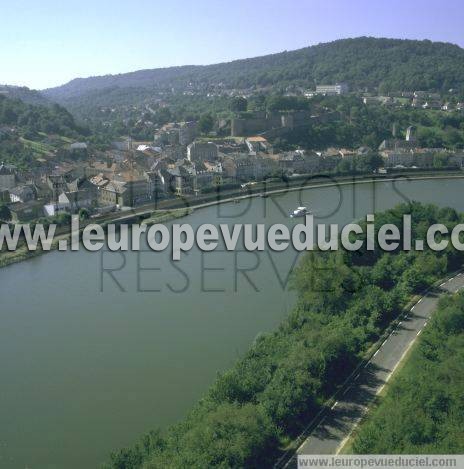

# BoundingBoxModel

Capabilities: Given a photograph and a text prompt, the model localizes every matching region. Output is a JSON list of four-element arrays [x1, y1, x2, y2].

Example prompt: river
[[0, 177, 463, 468]]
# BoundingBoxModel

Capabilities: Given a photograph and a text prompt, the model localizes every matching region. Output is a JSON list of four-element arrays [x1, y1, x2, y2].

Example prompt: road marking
[[411, 305, 416, 311], [338, 311, 434, 454], [294, 406, 329, 452], [342, 386, 352, 395], [440, 282, 446, 286], [331, 401, 338, 410], [335, 416, 364, 455], [382, 339, 388, 347], [418, 298, 423, 304], [376, 383, 386, 394], [363, 361, 370, 368], [331, 273, 464, 458], [424, 321, 428, 326], [373, 350, 379, 357], [399, 321, 403, 326]]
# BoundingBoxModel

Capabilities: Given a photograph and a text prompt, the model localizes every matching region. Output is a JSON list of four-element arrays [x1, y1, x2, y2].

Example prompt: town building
[[179, 121, 198, 145], [230, 111, 281, 137], [46, 174, 70, 201], [187, 142, 218, 162], [378, 138, 415, 151], [0, 164, 16, 190], [112, 171, 156, 207], [381, 150, 414, 167], [44, 189, 93, 216], [58, 190, 93, 212], [9, 185, 36, 204], [273, 151, 322, 174], [245, 136, 269, 154], [315, 83, 349, 95], [363, 97, 381, 105], [222, 154, 277, 181], [98, 181, 126, 207], [165, 165, 196, 195]]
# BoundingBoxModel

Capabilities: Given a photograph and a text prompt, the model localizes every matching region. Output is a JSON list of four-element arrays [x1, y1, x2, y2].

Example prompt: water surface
[[0, 177, 463, 468]]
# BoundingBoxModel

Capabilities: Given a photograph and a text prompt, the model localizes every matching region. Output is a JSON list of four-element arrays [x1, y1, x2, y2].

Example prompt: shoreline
[[111, 170, 464, 217], [0, 171, 463, 270], [177, 172, 464, 211]]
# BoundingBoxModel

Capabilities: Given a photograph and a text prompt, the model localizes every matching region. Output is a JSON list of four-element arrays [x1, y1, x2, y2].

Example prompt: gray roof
[[10, 185, 34, 198], [0, 164, 13, 175]]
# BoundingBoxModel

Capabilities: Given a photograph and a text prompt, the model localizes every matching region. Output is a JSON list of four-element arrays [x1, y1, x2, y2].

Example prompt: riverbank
[[0, 208, 192, 269], [0, 170, 463, 270], [110, 169, 464, 215]]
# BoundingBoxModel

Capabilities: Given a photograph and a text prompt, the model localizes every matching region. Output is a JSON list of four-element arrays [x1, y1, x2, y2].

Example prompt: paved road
[[279, 273, 464, 467], [84, 174, 464, 223]]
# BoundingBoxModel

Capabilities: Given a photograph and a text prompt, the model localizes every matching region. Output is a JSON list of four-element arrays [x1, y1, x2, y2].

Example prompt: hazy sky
[[1, 0, 463, 90]]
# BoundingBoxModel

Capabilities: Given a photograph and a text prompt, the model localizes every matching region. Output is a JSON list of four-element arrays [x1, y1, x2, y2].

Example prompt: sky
[[1, 0, 463, 90]]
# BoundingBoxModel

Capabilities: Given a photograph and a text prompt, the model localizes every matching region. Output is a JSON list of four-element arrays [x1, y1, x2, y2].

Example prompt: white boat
[[290, 206, 309, 218]]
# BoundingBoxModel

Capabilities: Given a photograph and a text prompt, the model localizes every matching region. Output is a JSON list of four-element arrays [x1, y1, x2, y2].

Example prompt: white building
[[315, 83, 349, 95], [69, 142, 88, 150]]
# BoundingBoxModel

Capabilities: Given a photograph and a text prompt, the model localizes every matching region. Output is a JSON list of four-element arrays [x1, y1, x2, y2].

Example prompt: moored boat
[[290, 206, 309, 217]]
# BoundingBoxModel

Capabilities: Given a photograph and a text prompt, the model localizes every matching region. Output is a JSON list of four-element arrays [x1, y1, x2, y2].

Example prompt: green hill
[[0, 85, 52, 107], [0, 94, 90, 168], [43, 37, 464, 110]]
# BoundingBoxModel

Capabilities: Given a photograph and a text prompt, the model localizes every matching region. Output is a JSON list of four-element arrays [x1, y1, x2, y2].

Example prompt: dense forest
[[0, 94, 84, 135], [0, 85, 52, 107], [351, 292, 464, 453], [43, 38, 464, 113], [104, 202, 464, 468], [45, 37, 464, 97]]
